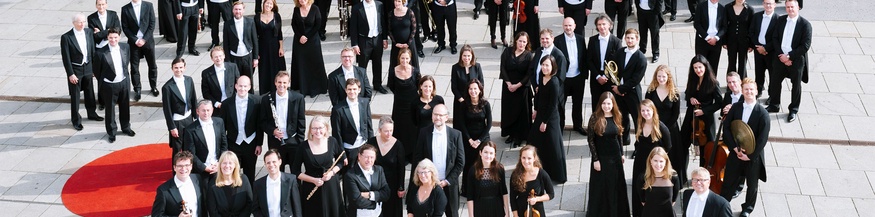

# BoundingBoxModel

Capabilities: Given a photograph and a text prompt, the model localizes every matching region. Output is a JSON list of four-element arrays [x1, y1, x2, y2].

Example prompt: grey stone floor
[[1, 0, 875, 216]]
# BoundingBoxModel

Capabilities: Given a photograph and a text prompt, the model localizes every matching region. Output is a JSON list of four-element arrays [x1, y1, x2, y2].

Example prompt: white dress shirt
[[343, 66, 355, 81], [181, 0, 199, 7], [730, 92, 741, 104], [96, 12, 109, 48], [210, 0, 229, 2], [275, 92, 289, 139], [231, 18, 250, 57], [432, 127, 448, 181], [706, 1, 719, 40], [215, 65, 228, 104], [73, 29, 89, 65], [356, 164, 382, 217], [640, 0, 651, 10], [363, 0, 379, 38], [107, 45, 126, 83], [172, 76, 192, 120], [175, 176, 200, 217], [598, 34, 610, 71], [781, 16, 798, 55], [621, 47, 638, 85], [201, 119, 219, 167], [742, 101, 755, 123], [344, 98, 366, 149], [235, 96, 256, 144], [266, 174, 282, 217], [564, 34, 580, 78], [132, 1, 145, 40], [685, 190, 709, 217], [757, 12, 774, 45]]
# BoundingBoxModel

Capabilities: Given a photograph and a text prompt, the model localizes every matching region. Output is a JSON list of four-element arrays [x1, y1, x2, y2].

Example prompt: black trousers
[[561, 75, 585, 129], [208, 1, 232, 45], [443, 180, 460, 217], [485, 0, 507, 40], [665, 0, 676, 15], [605, 0, 628, 36], [269, 139, 299, 173], [229, 53, 254, 80], [769, 57, 804, 113], [638, 9, 660, 56], [432, 3, 458, 48], [170, 118, 195, 158], [314, 0, 332, 35], [129, 42, 158, 92], [102, 79, 132, 136], [695, 38, 722, 76], [176, 6, 200, 57], [615, 88, 640, 145], [412, 1, 425, 52], [419, 0, 433, 38], [357, 37, 384, 87], [590, 73, 612, 112], [687, 0, 699, 17], [228, 134, 264, 187], [563, 3, 589, 35], [726, 41, 749, 78], [753, 50, 771, 94], [68, 70, 99, 127], [720, 156, 762, 212], [342, 146, 361, 175]]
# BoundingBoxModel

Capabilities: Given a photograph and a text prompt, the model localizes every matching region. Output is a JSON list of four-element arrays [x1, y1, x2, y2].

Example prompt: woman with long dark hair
[[465, 142, 509, 217], [290, 0, 327, 97], [255, 0, 286, 94], [677, 55, 723, 187], [455, 79, 492, 197], [586, 92, 630, 217], [450, 45, 484, 112], [389, 49, 421, 160], [530, 55, 567, 184], [500, 32, 533, 148]]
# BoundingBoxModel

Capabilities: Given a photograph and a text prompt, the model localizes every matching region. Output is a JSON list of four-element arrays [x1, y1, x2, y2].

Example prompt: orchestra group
[[59, 0, 811, 216]]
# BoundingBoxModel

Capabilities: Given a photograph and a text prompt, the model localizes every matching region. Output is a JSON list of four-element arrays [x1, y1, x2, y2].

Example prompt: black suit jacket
[[554, 33, 588, 80], [411, 125, 465, 186], [344, 164, 390, 217], [162, 75, 198, 130], [260, 91, 307, 146], [221, 93, 262, 146], [681, 189, 732, 217], [184, 117, 229, 174], [206, 175, 254, 217], [530, 46, 568, 88], [121, 2, 156, 46], [722, 101, 770, 181], [60, 28, 96, 77], [224, 17, 260, 60], [202, 62, 241, 109], [767, 15, 812, 83], [327, 66, 373, 106], [253, 172, 303, 217], [349, 0, 386, 47], [94, 44, 132, 82], [331, 98, 374, 146], [694, 1, 727, 43], [611, 47, 647, 99], [152, 174, 206, 217], [748, 11, 778, 49], [587, 34, 622, 90], [88, 10, 122, 46]]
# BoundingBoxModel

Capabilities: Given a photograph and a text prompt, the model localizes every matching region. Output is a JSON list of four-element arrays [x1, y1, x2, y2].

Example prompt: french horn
[[604, 60, 621, 85]]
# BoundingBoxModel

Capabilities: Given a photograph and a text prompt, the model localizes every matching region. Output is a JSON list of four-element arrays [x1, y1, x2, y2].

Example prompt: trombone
[[420, 0, 438, 37]]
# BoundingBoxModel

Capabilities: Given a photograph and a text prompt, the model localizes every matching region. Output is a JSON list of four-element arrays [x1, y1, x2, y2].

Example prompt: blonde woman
[[640, 147, 679, 217], [206, 151, 254, 216], [631, 99, 672, 217], [406, 159, 448, 217], [292, 116, 346, 216]]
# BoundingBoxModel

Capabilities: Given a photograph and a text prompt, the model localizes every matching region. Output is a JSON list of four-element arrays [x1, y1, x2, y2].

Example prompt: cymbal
[[730, 120, 755, 155]]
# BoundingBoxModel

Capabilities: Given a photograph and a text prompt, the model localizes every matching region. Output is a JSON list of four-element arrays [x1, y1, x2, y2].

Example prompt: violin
[[691, 105, 708, 147], [703, 114, 730, 194], [513, 0, 527, 23], [526, 189, 541, 217]]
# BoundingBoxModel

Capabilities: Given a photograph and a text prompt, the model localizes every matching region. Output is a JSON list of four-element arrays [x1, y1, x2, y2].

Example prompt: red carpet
[[62, 143, 172, 217]]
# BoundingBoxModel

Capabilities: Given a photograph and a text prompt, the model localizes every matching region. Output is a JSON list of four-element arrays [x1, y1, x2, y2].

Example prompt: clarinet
[[269, 94, 287, 144]]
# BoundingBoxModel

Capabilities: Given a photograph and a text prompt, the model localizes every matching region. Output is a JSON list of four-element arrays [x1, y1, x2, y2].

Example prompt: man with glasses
[[411, 104, 464, 217], [682, 167, 731, 217], [152, 151, 205, 217], [328, 48, 373, 106]]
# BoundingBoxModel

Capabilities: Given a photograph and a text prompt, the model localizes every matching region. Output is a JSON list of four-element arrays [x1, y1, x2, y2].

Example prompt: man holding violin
[[719, 78, 770, 217]]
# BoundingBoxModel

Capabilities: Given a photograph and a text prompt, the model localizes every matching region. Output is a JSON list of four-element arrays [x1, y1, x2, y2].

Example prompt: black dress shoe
[[670, 14, 677, 21], [417, 50, 425, 58], [165, 37, 177, 43], [652, 55, 660, 63], [450, 46, 458, 54], [123, 129, 137, 137], [662, 10, 670, 15], [98, 104, 105, 111], [151, 89, 160, 96], [88, 116, 104, 121], [208, 44, 218, 51], [433, 46, 445, 54], [739, 211, 751, 217], [502, 40, 508, 47], [134, 91, 142, 101], [428, 34, 437, 42], [189, 50, 200, 56], [574, 127, 587, 136], [684, 17, 695, 23], [787, 113, 798, 122], [505, 137, 514, 144], [375, 86, 389, 94], [473, 11, 480, 20], [73, 124, 83, 131], [108, 136, 116, 143], [766, 105, 779, 113], [491, 40, 498, 49], [320, 33, 327, 41]]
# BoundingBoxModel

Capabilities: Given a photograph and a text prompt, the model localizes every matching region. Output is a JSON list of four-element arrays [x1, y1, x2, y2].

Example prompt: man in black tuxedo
[[530, 29, 568, 91], [185, 99, 229, 176], [207, 0, 233, 50], [350, 0, 389, 94], [611, 28, 647, 146], [94, 29, 136, 143], [411, 104, 464, 217], [588, 14, 622, 112], [253, 149, 303, 217], [749, 0, 778, 98], [694, 0, 726, 75], [89, 0, 121, 107], [224, 2, 259, 78], [163, 58, 198, 157], [604, 0, 629, 36], [122, 0, 160, 101], [174, 0, 205, 57], [636, 0, 663, 63], [682, 167, 732, 217], [430, 0, 458, 54], [203, 46, 241, 116], [344, 144, 390, 217], [720, 78, 771, 217], [260, 71, 307, 172], [558, 0, 592, 35], [152, 151, 205, 217], [158, 0, 179, 42], [328, 48, 373, 106], [331, 78, 374, 169], [222, 76, 263, 186], [61, 14, 102, 131], [554, 18, 588, 135], [765, 0, 811, 123]]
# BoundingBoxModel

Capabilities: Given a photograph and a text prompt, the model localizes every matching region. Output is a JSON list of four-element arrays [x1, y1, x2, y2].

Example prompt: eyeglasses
[[341, 55, 355, 59], [417, 171, 432, 175], [692, 178, 710, 183]]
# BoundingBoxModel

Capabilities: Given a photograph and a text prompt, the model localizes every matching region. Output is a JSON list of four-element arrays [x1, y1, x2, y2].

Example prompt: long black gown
[[644, 91, 681, 159], [640, 176, 680, 217], [406, 184, 448, 217], [631, 122, 672, 217], [530, 77, 566, 183], [387, 8, 420, 91], [677, 83, 722, 187], [455, 100, 493, 196], [256, 12, 287, 95], [290, 6, 327, 97], [513, 0, 540, 50], [586, 117, 630, 217], [499, 48, 533, 141], [510, 168, 554, 217], [450, 63, 485, 110], [292, 138, 346, 217], [466, 168, 507, 217], [368, 137, 407, 217], [390, 67, 421, 159]]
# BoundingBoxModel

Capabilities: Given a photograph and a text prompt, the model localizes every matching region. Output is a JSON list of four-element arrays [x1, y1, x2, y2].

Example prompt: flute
[[307, 150, 346, 200]]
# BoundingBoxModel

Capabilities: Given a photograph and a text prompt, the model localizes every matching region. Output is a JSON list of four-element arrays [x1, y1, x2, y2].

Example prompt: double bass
[[702, 114, 729, 194]]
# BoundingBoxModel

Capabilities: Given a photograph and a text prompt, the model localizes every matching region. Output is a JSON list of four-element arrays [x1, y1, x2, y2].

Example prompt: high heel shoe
[[502, 39, 508, 47], [491, 39, 498, 49]]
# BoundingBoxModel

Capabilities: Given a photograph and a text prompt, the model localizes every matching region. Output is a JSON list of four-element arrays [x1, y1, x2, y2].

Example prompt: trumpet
[[604, 60, 621, 85]]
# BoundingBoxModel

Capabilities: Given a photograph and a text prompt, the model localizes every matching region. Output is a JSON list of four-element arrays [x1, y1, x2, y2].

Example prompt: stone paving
[[1, 0, 875, 216]]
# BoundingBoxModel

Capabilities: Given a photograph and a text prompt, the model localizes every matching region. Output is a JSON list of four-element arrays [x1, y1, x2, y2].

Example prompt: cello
[[512, 0, 527, 35], [702, 114, 729, 194]]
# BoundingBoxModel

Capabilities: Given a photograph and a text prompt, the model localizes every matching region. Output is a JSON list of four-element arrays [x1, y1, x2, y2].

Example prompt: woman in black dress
[[387, 0, 419, 91], [407, 159, 448, 217], [290, 0, 327, 97], [255, 0, 286, 95], [509, 145, 554, 217], [724, 0, 754, 77], [450, 45, 484, 112], [411, 75, 446, 155], [677, 55, 723, 187], [512, 0, 540, 50], [455, 79, 492, 196], [530, 55, 567, 184], [586, 92, 630, 217], [640, 147, 679, 217], [644, 65, 680, 160], [500, 32, 533, 148], [485, 0, 508, 48], [631, 99, 672, 217], [390, 49, 421, 159], [367, 116, 407, 217], [466, 142, 509, 217], [206, 151, 254, 217], [292, 116, 346, 217]]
